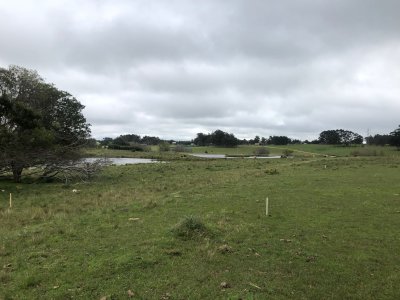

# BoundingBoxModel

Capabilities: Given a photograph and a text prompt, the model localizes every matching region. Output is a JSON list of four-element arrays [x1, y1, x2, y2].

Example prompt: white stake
[[266, 197, 269, 216], [9, 193, 12, 208]]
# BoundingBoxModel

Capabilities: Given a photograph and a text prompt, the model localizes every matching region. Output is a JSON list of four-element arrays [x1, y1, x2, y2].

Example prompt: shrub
[[159, 142, 170, 152], [254, 147, 270, 156], [171, 216, 210, 239], [282, 149, 294, 156]]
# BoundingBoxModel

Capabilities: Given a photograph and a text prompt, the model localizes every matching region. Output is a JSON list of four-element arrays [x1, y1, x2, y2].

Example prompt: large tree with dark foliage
[[390, 125, 400, 149], [0, 65, 90, 182], [318, 129, 363, 145], [365, 134, 391, 146], [194, 130, 239, 147], [267, 136, 291, 145]]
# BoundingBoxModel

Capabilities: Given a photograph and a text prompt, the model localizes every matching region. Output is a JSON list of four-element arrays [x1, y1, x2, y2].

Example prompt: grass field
[[1, 149, 400, 299]]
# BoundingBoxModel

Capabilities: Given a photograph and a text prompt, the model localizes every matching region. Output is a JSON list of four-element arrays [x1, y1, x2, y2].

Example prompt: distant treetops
[[100, 126, 400, 149]]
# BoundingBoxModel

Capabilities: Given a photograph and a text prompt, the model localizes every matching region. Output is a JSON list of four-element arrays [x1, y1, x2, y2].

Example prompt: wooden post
[[266, 197, 269, 216], [9, 193, 12, 208]]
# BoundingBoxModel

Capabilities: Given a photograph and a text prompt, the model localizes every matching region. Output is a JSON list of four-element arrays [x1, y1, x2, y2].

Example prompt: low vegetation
[[1, 148, 399, 299]]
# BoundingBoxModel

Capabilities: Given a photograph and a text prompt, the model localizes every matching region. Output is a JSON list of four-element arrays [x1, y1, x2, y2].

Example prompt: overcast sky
[[1, 0, 399, 140]]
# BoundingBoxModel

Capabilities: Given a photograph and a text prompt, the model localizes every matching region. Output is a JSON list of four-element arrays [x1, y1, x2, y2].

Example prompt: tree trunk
[[11, 161, 23, 183]]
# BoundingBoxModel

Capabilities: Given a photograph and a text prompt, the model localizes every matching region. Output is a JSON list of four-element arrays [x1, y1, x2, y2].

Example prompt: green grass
[[1, 155, 400, 299], [271, 144, 400, 157]]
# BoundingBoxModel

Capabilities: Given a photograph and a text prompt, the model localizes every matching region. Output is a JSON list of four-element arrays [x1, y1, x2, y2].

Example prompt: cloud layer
[[1, 0, 399, 140]]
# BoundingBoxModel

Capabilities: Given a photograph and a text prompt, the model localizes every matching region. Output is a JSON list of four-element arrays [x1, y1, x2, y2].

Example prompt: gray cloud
[[1, 0, 399, 140]]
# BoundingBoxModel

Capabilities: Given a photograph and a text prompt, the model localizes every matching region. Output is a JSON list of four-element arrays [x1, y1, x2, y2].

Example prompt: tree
[[318, 129, 363, 145], [260, 137, 267, 145], [267, 136, 291, 145], [365, 134, 391, 146], [193, 130, 239, 147], [0, 65, 90, 182], [318, 130, 341, 144], [389, 125, 400, 149]]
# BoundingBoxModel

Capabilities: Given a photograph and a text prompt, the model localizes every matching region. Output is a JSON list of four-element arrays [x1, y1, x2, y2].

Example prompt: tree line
[[96, 127, 400, 149]]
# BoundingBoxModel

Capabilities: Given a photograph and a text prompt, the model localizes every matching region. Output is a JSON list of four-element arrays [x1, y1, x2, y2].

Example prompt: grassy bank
[[86, 144, 400, 160], [1, 155, 400, 299]]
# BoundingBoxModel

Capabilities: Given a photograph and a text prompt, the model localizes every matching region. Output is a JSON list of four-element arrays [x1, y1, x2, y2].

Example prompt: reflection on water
[[190, 154, 283, 159], [84, 157, 158, 165], [190, 154, 227, 158]]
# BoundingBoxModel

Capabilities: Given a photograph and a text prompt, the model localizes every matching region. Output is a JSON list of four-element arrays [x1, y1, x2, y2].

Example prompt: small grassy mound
[[171, 215, 211, 240]]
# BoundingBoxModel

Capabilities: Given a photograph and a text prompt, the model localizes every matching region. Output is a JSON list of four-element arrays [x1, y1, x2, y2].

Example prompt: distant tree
[[389, 125, 400, 149], [193, 133, 210, 146], [119, 134, 141, 144], [193, 130, 239, 147], [0, 65, 91, 182], [141, 135, 161, 145], [99, 137, 113, 146], [253, 135, 260, 144], [318, 130, 341, 144], [365, 134, 391, 146], [211, 130, 239, 147], [260, 137, 267, 145], [318, 129, 363, 145], [267, 136, 291, 145], [290, 139, 302, 144], [113, 136, 129, 146]]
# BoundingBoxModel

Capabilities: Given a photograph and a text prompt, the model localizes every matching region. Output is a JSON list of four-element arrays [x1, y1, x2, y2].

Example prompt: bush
[[282, 149, 294, 156], [254, 147, 270, 156], [171, 216, 210, 239], [173, 145, 193, 153], [159, 142, 170, 152]]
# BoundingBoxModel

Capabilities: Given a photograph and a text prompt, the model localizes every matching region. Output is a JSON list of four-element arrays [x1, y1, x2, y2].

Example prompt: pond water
[[190, 154, 283, 159], [84, 157, 158, 165], [190, 154, 227, 158]]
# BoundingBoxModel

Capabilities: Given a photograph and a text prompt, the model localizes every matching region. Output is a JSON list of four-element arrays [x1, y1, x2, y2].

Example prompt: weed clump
[[172, 216, 210, 239], [265, 168, 279, 175]]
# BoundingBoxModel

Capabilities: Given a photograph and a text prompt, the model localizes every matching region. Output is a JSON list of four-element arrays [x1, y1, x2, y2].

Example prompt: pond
[[84, 157, 159, 165], [190, 154, 227, 158], [190, 154, 283, 159]]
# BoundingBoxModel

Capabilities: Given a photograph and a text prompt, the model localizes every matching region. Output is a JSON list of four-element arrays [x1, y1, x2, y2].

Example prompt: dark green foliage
[[108, 144, 148, 151], [0, 65, 90, 182], [390, 125, 400, 149], [101, 134, 162, 148], [267, 136, 291, 145], [319, 129, 363, 145], [194, 129, 239, 147], [365, 134, 391, 146]]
